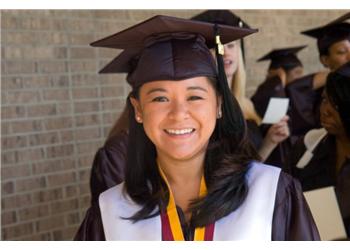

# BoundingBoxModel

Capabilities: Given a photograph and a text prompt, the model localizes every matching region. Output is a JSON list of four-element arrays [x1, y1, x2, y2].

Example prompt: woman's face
[[321, 39, 350, 71], [320, 90, 345, 136], [131, 76, 220, 161], [223, 41, 239, 80]]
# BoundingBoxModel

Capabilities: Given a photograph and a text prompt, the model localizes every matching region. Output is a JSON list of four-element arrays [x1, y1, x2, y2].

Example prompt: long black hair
[[123, 73, 260, 227]]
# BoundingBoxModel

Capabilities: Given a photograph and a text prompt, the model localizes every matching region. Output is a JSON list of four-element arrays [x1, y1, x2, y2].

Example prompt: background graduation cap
[[190, 10, 252, 63], [301, 12, 350, 55], [257, 45, 307, 71]]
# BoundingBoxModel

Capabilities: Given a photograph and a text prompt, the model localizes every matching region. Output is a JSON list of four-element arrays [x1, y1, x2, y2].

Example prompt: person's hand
[[266, 115, 290, 144]]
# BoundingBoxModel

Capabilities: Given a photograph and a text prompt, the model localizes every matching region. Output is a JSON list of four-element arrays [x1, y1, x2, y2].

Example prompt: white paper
[[261, 97, 289, 124], [304, 186, 347, 240]]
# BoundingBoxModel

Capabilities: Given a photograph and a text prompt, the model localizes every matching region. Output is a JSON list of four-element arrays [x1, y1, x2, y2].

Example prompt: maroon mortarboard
[[91, 15, 257, 88], [99, 49, 141, 74], [257, 45, 306, 70], [301, 12, 350, 55]]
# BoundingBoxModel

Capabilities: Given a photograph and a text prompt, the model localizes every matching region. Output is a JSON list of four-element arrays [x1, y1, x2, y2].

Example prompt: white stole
[[99, 161, 281, 240]]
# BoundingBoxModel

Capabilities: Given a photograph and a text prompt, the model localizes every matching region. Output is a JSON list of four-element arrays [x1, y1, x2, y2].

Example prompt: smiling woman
[[74, 15, 319, 241], [130, 77, 219, 162]]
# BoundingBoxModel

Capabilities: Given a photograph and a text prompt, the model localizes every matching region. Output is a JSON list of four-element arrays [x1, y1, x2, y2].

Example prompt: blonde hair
[[230, 46, 262, 125]]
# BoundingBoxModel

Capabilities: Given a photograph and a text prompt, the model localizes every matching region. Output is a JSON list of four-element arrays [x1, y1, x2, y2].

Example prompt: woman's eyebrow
[[187, 86, 208, 92], [146, 88, 167, 95]]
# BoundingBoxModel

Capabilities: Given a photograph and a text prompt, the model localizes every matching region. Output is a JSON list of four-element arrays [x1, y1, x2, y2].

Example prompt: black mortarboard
[[257, 45, 306, 70], [190, 10, 251, 62], [92, 15, 257, 88], [301, 12, 350, 55], [190, 10, 250, 29]]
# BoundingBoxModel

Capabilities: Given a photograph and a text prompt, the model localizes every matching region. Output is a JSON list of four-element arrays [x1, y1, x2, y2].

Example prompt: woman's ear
[[130, 97, 143, 123]]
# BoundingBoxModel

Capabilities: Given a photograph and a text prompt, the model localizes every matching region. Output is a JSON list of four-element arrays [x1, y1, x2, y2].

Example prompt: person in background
[[286, 12, 350, 142], [251, 45, 306, 118], [75, 14, 319, 241], [191, 10, 290, 167], [288, 61, 350, 237]]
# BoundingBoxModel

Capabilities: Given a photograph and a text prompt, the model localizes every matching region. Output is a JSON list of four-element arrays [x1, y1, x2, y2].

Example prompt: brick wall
[[1, 10, 347, 240]]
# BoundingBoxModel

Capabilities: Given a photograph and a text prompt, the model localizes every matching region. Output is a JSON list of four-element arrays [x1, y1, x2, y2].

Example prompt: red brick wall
[[1, 10, 347, 240]]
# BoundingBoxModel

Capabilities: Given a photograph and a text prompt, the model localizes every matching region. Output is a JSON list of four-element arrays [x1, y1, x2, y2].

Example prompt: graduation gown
[[285, 74, 323, 140], [288, 131, 350, 237], [251, 75, 286, 118], [74, 162, 319, 241], [89, 130, 128, 204]]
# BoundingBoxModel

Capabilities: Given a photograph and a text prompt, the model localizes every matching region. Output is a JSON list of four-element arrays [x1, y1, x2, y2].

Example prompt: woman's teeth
[[165, 128, 194, 135], [224, 59, 232, 65]]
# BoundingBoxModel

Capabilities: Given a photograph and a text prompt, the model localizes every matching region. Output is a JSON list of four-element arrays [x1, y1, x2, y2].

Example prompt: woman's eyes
[[187, 96, 204, 101], [151, 96, 168, 102], [336, 48, 348, 54], [151, 95, 204, 102]]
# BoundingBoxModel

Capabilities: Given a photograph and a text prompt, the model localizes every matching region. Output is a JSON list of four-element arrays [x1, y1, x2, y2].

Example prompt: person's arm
[[258, 116, 290, 162]]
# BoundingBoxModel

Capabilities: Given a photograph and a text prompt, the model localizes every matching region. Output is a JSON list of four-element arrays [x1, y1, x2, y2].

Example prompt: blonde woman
[[193, 10, 290, 165]]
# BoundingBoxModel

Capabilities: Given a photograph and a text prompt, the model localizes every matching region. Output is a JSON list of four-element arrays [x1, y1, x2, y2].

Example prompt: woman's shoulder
[[246, 161, 281, 189], [100, 182, 128, 204], [248, 161, 281, 175], [99, 182, 142, 218], [248, 162, 304, 203]]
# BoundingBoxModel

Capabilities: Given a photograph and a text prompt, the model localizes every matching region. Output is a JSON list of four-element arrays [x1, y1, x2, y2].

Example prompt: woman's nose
[[168, 100, 189, 121]]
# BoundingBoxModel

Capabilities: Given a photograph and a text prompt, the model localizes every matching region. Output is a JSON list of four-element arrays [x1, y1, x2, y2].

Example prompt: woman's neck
[[157, 153, 204, 186], [226, 75, 233, 86], [157, 152, 205, 219]]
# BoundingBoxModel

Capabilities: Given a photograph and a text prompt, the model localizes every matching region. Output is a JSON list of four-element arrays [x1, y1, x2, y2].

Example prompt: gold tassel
[[215, 35, 224, 55]]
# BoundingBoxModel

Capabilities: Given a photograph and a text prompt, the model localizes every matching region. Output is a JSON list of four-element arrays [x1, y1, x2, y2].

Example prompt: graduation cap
[[301, 12, 350, 55], [190, 10, 250, 29], [257, 45, 306, 71], [92, 15, 257, 88], [190, 10, 251, 62]]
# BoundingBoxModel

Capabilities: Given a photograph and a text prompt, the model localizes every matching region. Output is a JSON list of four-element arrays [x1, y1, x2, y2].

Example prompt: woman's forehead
[[140, 77, 213, 91]]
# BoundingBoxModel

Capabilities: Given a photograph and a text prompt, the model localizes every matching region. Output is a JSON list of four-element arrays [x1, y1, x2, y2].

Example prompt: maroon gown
[[74, 170, 320, 240], [74, 124, 318, 240]]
